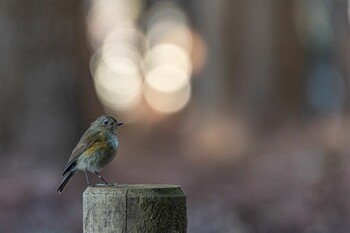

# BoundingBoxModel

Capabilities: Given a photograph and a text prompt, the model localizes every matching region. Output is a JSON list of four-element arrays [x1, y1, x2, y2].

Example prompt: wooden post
[[83, 184, 187, 233]]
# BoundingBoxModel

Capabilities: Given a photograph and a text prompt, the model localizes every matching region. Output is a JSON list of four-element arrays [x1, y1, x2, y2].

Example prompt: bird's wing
[[62, 129, 100, 176]]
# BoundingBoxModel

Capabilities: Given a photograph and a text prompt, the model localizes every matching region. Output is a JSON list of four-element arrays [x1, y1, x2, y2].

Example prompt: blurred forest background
[[0, 0, 350, 232]]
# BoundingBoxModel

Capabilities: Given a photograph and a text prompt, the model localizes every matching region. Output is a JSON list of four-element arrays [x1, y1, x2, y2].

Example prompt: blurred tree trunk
[[0, 0, 102, 163], [332, 0, 350, 113], [223, 0, 275, 122], [190, 0, 227, 113], [273, 1, 307, 119]]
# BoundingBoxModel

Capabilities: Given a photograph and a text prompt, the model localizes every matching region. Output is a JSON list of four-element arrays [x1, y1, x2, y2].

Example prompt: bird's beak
[[117, 122, 124, 126]]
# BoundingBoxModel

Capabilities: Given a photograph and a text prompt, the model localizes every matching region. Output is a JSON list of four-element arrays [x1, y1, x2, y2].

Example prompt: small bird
[[57, 115, 123, 194]]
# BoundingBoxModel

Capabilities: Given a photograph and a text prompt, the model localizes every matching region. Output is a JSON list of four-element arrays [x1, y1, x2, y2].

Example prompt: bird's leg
[[84, 170, 91, 186], [94, 171, 111, 186]]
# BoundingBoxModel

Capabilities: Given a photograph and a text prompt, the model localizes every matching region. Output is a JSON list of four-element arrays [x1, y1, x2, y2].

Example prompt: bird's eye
[[103, 120, 109, 125]]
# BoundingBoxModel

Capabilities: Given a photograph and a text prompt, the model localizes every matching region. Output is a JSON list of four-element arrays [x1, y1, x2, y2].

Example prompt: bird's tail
[[57, 171, 74, 194]]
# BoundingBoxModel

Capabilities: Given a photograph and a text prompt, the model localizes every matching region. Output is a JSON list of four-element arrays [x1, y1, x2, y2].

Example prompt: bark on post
[[83, 184, 187, 233]]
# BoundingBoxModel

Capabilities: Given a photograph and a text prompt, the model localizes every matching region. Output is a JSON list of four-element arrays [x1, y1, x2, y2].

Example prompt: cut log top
[[84, 184, 185, 197], [83, 184, 187, 233]]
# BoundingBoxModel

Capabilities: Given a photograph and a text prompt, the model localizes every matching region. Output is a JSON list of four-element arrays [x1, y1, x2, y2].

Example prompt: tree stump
[[83, 184, 187, 233]]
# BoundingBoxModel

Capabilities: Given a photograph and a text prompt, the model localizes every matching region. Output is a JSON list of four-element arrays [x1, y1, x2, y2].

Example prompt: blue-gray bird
[[57, 115, 123, 194]]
